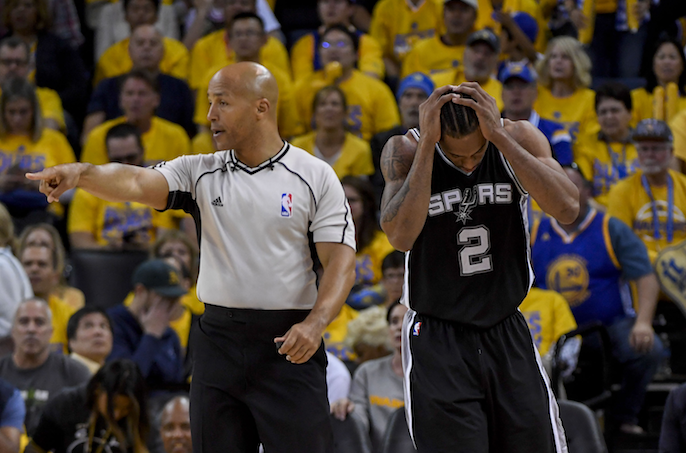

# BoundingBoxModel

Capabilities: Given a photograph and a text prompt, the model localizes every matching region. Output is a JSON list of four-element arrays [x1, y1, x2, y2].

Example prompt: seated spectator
[[94, 0, 188, 86], [331, 301, 407, 453], [534, 36, 597, 142], [401, 0, 477, 80], [431, 29, 504, 110], [291, 0, 384, 81], [81, 70, 191, 166], [0, 78, 76, 222], [659, 383, 686, 452], [368, 0, 444, 79], [475, 0, 546, 51], [533, 165, 665, 435], [67, 307, 113, 375], [159, 395, 192, 453], [71, 124, 175, 250], [27, 359, 150, 453], [631, 37, 686, 125], [94, 0, 179, 60], [107, 259, 185, 390], [575, 82, 639, 207], [19, 245, 76, 351], [326, 352, 351, 403], [1, 0, 87, 121], [0, 378, 24, 453], [291, 86, 374, 179], [0, 298, 90, 436], [496, 11, 539, 80], [188, 0, 290, 95], [193, 12, 302, 140], [0, 37, 64, 131], [608, 120, 686, 263], [85, 25, 195, 141], [294, 25, 400, 141], [18, 223, 84, 310], [501, 63, 572, 165], [0, 202, 31, 355], [370, 73, 432, 200], [380, 250, 404, 307]]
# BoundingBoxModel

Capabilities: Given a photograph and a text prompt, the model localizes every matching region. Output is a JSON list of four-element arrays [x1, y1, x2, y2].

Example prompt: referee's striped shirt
[[153, 142, 356, 310]]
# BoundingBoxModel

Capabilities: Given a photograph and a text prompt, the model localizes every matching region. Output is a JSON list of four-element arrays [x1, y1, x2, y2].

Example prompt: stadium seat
[[381, 408, 414, 453], [331, 413, 371, 453], [69, 249, 149, 308], [558, 400, 608, 453]]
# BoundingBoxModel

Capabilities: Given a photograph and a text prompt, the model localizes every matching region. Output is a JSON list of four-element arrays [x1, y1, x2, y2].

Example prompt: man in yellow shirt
[[294, 25, 400, 141], [608, 120, 686, 263], [71, 123, 175, 250], [401, 0, 477, 79], [0, 37, 65, 131], [431, 29, 504, 110], [81, 70, 191, 166], [93, 0, 189, 86], [476, 0, 546, 52]]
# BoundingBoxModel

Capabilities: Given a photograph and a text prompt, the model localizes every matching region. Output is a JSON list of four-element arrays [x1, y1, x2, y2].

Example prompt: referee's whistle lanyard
[[641, 173, 674, 244]]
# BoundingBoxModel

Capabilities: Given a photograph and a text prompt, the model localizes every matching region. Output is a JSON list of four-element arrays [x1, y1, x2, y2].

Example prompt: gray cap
[[633, 119, 673, 142], [466, 29, 500, 53]]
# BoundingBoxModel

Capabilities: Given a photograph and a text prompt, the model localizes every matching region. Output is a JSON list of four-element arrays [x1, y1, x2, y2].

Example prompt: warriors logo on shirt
[[545, 254, 590, 307], [281, 193, 293, 217]]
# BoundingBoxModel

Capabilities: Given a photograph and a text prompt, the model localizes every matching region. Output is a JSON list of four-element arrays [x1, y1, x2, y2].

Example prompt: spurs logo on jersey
[[428, 183, 513, 223]]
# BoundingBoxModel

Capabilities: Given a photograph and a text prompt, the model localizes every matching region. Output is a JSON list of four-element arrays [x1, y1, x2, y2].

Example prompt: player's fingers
[[430, 84, 459, 100], [451, 96, 480, 110]]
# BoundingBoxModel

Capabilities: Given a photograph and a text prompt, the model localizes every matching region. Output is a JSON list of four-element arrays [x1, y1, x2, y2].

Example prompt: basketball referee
[[27, 62, 357, 453]]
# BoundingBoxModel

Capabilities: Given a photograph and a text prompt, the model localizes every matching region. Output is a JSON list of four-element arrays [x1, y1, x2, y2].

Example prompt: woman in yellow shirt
[[631, 37, 686, 124], [291, 86, 374, 180], [534, 36, 597, 142]]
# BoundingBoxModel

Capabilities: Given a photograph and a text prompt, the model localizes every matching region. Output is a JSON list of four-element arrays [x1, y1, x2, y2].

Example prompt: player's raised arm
[[453, 82, 579, 224], [380, 85, 460, 251], [25, 162, 170, 210]]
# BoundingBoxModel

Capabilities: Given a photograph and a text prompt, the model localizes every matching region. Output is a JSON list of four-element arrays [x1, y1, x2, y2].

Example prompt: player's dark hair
[[119, 69, 160, 95], [595, 82, 632, 112], [67, 306, 112, 347], [439, 93, 480, 139], [321, 24, 360, 53], [341, 176, 378, 251], [106, 123, 144, 151], [230, 11, 265, 32], [382, 250, 404, 273], [123, 0, 160, 14], [646, 36, 686, 96]]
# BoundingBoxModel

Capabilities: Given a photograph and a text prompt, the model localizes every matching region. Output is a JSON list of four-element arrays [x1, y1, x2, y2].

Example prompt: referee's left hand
[[275, 320, 322, 364]]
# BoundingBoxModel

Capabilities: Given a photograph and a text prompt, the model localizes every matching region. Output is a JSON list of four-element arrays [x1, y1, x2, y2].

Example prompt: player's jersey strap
[[404, 129, 533, 328]]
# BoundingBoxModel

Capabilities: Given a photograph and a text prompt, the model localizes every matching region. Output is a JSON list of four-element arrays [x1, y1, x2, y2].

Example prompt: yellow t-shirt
[[81, 116, 191, 166], [401, 34, 465, 79], [323, 304, 359, 361], [52, 286, 86, 311], [356, 230, 396, 286], [476, 0, 547, 51], [534, 86, 598, 142], [194, 62, 303, 139], [36, 88, 66, 130], [192, 130, 215, 155], [188, 30, 291, 90], [431, 70, 504, 111], [0, 129, 76, 172], [290, 131, 375, 179], [631, 87, 686, 125], [93, 36, 189, 86], [291, 32, 385, 81], [607, 169, 686, 263], [574, 135, 639, 207], [671, 109, 686, 163], [48, 294, 77, 352], [294, 69, 400, 141], [369, 0, 445, 63], [519, 287, 577, 356]]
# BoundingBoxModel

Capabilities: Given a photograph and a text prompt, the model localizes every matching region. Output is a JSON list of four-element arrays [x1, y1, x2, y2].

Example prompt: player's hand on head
[[25, 163, 85, 203], [419, 85, 461, 145], [274, 320, 323, 364], [453, 82, 503, 141], [330, 398, 354, 420]]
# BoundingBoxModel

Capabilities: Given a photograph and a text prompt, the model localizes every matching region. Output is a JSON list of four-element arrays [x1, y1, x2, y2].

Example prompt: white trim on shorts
[[401, 308, 418, 449]]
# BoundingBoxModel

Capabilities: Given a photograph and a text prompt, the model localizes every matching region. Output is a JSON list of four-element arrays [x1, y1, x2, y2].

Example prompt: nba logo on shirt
[[413, 321, 422, 336], [281, 193, 293, 217]]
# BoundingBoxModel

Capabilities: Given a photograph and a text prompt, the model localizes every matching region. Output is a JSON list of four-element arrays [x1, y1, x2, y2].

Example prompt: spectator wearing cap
[[500, 62, 572, 165], [67, 307, 113, 375], [608, 119, 686, 263], [431, 29, 504, 110], [474, 0, 546, 52], [291, 0, 384, 81], [291, 85, 373, 180], [574, 82, 639, 207], [107, 259, 186, 389], [93, 0, 189, 87], [294, 25, 399, 142], [496, 11, 539, 81], [84, 25, 195, 142], [81, 70, 191, 167], [401, 0, 477, 80]]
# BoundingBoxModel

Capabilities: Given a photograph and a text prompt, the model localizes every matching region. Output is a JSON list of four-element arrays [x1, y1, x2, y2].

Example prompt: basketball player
[[26, 62, 357, 453], [380, 82, 579, 452]]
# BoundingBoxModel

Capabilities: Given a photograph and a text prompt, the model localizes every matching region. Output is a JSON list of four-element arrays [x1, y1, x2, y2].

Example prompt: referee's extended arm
[[25, 162, 169, 210], [275, 242, 356, 365]]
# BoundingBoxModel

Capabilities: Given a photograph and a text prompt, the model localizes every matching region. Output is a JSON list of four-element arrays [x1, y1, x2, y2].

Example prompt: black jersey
[[404, 128, 534, 328]]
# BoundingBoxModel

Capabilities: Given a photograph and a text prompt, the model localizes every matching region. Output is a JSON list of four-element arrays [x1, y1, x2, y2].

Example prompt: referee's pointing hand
[[275, 320, 322, 364]]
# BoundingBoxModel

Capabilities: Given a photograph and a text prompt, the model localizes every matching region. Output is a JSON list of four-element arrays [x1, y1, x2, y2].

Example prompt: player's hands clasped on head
[[25, 163, 86, 203], [274, 320, 323, 365], [419, 85, 461, 145], [453, 82, 504, 142]]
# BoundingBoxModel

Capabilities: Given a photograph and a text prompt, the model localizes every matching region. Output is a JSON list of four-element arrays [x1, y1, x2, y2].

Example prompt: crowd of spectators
[[0, 0, 686, 450]]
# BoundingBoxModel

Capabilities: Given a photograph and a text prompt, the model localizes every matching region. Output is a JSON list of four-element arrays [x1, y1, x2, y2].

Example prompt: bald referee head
[[207, 62, 283, 165]]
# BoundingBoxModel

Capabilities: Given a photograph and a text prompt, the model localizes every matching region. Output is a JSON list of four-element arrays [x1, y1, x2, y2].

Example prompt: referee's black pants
[[190, 305, 333, 453]]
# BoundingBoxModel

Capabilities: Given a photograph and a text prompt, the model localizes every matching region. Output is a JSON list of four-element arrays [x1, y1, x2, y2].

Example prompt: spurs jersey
[[403, 129, 534, 327]]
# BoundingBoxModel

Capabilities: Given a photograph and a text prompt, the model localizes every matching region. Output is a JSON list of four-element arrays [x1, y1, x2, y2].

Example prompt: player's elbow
[[382, 225, 413, 252]]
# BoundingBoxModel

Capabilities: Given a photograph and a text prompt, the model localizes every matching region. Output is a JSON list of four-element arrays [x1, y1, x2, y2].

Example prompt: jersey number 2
[[457, 226, 493, 276]]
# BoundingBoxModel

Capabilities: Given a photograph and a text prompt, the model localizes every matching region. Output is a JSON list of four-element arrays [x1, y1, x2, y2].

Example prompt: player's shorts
[[190, 305, 333, 453], [402, 308, 568, 453]]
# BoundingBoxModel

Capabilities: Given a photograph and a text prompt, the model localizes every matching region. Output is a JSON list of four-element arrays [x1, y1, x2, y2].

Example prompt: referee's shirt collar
[[227, 141, 290, 174]]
